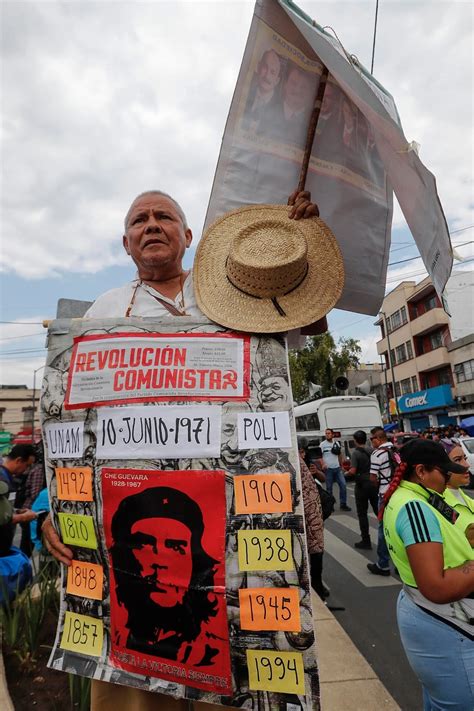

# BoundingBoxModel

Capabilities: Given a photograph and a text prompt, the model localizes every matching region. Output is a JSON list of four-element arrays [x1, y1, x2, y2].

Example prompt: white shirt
[[85, 272, 201, 319], [370, 442, 395, 495], [320, 439, 340, 469], [84, 270, 306, 345], [251, 88, 274, 113]]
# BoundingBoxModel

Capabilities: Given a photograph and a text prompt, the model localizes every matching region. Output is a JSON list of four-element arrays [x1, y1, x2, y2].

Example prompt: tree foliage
[[289, 333, 362, 403]]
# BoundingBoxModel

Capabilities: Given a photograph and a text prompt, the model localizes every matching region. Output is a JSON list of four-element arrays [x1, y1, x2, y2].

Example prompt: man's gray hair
[[124, 191, 189, 231]]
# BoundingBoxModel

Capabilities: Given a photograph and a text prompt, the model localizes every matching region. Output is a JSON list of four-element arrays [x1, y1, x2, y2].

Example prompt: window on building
[[22, 407, 34, 428], [389, 310, 401, 332], [430, 331, 443, 350], [395, 381, 401, 398], [390, 349, 396, 367], [454, 359, 474, 383], [415, 337, 425, 356], [395, 344, 407, 363], [401, 378, 412, 395], [406, 341, 413, 359], [425, 295, 437, 312], [400, 306, 407, 324], [411, 376, 418, 392], [437, 369, 452, 386]]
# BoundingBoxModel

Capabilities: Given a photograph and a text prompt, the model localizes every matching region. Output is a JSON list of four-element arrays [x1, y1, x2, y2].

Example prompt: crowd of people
[[300, 425, 474, 709], [415, 424, 470, 441]]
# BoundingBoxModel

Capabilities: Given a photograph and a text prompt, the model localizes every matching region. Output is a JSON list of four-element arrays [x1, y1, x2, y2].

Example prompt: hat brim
[[193, 204, 344, 333], [444, 461, 470, 474]]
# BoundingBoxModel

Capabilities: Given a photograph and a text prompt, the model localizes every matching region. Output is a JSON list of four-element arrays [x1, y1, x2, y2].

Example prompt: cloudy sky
[[1, 0, 473, 387]]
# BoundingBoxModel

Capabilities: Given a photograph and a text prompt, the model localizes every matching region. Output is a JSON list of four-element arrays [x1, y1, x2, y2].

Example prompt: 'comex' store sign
[[398, 384, 454, 413]]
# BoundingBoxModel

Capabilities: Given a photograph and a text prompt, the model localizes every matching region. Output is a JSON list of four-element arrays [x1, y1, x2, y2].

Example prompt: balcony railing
[[410, 308, 449, 337]]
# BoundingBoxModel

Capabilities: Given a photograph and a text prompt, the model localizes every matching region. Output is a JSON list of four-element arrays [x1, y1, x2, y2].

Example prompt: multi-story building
[[0, 385, 40, 438], [375, 272, 474, 431], [346, 363, 386, 418]]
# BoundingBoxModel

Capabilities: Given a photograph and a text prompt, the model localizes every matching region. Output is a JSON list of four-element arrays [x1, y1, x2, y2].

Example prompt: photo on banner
[[101, 468, 231, 693]]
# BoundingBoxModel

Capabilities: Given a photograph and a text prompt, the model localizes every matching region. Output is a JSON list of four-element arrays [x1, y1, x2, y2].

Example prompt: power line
[[0, 321, 44, 325], [450, 224, 474, 235], [386, 257, 474, 283], [370, 0, 379, 74], [388, 240, 473, 267], [331, 315, 372, 332], [0, 332, 45, 342], [390, 234, 473, 257]]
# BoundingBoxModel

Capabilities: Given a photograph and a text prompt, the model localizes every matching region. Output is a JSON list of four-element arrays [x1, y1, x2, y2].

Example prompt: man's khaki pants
[[91, 679, 229, 710]]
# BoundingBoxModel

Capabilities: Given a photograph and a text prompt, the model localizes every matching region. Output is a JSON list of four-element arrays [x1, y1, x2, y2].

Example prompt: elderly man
[[42, 188, 318, 710]]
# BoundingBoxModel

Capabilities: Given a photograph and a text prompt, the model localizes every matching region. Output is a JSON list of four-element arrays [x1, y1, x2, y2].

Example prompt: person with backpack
[[367, 426, 399, 576], [348, 430, 378, 550], [320, 428, 351, 511]]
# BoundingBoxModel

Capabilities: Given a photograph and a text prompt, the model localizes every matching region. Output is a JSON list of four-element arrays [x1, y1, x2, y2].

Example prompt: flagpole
[[296, 65, 329, 192]]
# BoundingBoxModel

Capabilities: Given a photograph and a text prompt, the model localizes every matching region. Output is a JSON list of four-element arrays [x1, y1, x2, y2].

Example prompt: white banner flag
[[205, 0, 453, 315]]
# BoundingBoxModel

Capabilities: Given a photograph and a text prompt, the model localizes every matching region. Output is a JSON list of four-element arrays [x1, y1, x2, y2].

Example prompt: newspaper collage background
[[41, 316, 320, 710]]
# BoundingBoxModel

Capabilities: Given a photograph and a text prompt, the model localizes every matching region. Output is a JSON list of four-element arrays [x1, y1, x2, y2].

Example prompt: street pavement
[[322, 481, 422, 711]]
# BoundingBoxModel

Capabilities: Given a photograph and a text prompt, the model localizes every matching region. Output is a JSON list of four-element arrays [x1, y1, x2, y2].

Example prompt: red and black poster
[[102, 468, 231, 695]]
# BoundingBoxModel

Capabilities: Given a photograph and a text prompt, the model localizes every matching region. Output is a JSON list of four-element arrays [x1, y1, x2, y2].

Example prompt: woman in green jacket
[[441, 440, 474, 547], [379, 439, 474, 711]]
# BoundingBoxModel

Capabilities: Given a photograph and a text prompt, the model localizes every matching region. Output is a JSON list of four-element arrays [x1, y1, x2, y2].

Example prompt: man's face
[[130, 517, 193, 608], [221, 420, 241, 467], [258, 376, 290, 412], [257, 51, 280, 95], [370, 433, 380, 447], [11, 455, 35, 476], [123, 195, 192, 275], [325, 429, 333, 442], [283, 68, 313, 113]]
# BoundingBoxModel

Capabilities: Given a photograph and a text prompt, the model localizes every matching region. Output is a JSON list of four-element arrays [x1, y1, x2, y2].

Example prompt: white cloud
[[1, 0, 472, 283], [357, 334, 380, 365], [0, 319, 49, 387]]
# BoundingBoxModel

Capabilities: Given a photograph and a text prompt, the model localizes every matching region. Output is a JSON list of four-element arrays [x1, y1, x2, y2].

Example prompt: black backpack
[[316, 482, 336, 520]]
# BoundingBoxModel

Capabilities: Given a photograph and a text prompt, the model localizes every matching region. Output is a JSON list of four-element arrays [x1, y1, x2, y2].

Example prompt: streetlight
[[379, 353, 390, 422], [379, 311, 402, 428], [31, 364, 46, 443]]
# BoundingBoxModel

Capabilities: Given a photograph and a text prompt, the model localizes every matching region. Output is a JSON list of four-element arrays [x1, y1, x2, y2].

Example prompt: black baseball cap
[[400, 439, 468, 474]]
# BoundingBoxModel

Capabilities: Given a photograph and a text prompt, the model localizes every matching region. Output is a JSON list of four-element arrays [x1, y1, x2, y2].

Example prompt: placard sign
[[65, 333, 250, 409], [237, 411, 292, 449], [96, 404, 222, 459], [41, 317, 320, 709]]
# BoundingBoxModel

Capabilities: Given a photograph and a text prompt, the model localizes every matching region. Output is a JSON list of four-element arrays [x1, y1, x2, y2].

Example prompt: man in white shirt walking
[[320, 428, 351, 511], [367, 426, 398, 576]]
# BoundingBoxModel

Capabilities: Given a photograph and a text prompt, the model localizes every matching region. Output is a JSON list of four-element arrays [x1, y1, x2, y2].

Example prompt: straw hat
[[193, 204, 344, 333]]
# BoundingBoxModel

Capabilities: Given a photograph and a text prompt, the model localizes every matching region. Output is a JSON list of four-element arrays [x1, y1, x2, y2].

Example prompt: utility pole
[[380, 354, 390, 422], [31, 365, 46, 443], [380, 311, 402, 430]]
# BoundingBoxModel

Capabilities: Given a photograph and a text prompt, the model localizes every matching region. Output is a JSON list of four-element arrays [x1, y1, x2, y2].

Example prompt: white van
[[295, 395, 383, 462]]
